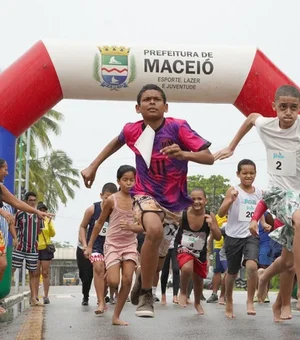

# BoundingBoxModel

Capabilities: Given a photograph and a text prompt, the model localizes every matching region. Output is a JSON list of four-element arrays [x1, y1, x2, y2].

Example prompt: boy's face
[[190, 190, 207, 212], [135, 90, 168, 122], [237, 165, 256, 187], [272, 95, 300, 129], [101, 191, 113, 204]]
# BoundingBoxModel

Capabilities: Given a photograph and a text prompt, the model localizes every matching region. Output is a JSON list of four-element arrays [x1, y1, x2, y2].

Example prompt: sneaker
[[135, 292, 154, 318], [264, 295, 270, 303], [43, 297, 50, 305], [206, 293, 218, 303], [105, 296, 110, 303], [153, 294, 160, 302], [130, 270, 142, 305], [82, 298, 89, 306], [109, 297, 116, 305]]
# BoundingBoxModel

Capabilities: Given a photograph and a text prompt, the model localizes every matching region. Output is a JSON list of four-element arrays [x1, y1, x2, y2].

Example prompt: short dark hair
[[137, 84, 167, 105], [190, 187, 207, 197], [275, 85, 300, 101], [237, 159, 256, 173], [102, 182, 118, 194], [117, 165, 136, 180], [24, 191, 37, 201], [0, 158, 6, 168]]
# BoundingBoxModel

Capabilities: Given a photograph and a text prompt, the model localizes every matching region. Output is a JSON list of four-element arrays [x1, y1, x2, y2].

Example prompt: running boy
[[81, 84, 214, 318], [85, 165, 138, 326], [218, 159, 262, 318], [80, 182, 117, 314], [215, 85, 300, 318], [177, 188, 221, 314]]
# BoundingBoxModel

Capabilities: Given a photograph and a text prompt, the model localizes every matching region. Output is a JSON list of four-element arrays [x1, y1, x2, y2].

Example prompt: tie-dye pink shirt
[[118, 117, 211, 212]]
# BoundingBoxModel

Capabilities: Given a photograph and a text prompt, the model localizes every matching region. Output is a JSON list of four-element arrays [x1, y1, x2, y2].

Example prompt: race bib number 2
[[267, 150, 296, 176]]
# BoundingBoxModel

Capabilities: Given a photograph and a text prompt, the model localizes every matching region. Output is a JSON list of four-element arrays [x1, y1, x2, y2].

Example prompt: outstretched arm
[[214, 113, 261, 160], [81, 136, 124, 188]]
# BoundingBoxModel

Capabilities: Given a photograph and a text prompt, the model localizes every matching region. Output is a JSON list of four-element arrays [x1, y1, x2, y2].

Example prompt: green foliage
[[15, 110, 80, 213], [187, 174, 230, 213]]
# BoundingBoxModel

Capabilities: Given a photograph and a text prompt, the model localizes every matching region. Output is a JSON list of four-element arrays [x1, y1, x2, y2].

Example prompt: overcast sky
[[1, 0, 299, 246]]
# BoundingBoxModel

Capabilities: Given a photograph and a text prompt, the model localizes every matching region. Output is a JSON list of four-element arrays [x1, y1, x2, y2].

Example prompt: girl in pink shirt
[[86, 165, 138, 326]]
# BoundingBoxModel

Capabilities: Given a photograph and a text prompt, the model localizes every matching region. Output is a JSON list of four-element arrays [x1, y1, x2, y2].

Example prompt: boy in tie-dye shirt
[[81, 84, 214, 318]]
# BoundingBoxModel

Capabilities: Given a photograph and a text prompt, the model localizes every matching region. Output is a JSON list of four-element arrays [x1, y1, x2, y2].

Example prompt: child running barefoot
[[177, 188, 221, 315], [85, 165, 138, 326]]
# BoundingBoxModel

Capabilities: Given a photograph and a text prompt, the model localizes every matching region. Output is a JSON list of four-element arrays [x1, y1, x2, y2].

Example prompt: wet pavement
[[1, 286, 300, 340]]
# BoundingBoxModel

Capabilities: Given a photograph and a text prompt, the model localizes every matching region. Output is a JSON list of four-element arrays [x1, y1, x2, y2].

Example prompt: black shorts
[[39, 249, 54, 261], [225, 235, 259, 275]]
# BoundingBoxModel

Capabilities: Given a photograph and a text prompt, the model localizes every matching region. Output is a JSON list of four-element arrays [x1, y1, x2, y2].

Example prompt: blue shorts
[[213, 248, 227, 273], [258, 245, 272, 266], [267, 239, 282, 263]]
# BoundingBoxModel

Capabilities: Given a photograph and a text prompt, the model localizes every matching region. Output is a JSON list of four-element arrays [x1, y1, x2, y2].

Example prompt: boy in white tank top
[[215, 85, 300, 322], [218, 159, 262, 318]]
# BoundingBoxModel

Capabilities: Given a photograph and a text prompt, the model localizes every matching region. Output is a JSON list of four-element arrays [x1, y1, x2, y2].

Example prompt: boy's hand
[[214, 147, 234, 160], [160, 144, 184, 160], [205, 214, 213, 226], [84, 246, 92, 259], [230, 189, 239, 202], [262, 223, 272, 233], [81, 166, 97, 188], [13, 238, 18, 249], [0, 210, 15, 224], [249, 220, 259, 237]]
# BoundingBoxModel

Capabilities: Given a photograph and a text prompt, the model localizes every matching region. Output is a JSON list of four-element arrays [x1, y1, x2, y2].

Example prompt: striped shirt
[[15, 211, 43, 253]]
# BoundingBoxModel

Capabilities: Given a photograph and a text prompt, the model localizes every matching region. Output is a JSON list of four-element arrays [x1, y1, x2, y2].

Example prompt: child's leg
[[225, 272, 237, 318], [257, 248, 294, 301], [112, 260, 136, 326], [292, 210, 300, 309], [192, 272, 204, 315], [272, 291, 282, 323], [219, 272, 227, 305], [279, 266, 295, 320], [178, 256, 193, 307], [171, 248, 180, 303], [245, 260, 258, 315], [160, 249, 171, 305], [106, 262, 121, 314], [0, 254, 7, 281], [93, 260, 106, 313]]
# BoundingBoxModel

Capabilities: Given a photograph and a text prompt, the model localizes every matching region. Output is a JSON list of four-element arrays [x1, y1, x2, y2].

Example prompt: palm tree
[[14, 110, 80, 213]]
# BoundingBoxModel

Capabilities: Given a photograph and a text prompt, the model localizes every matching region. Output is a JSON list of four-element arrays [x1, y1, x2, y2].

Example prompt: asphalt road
[[1, 286, 300, 340]]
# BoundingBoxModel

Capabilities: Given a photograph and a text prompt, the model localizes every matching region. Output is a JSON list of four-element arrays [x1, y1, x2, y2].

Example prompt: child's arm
[[206, 213, 222, 241], [218, 186, 238, 218], [214, 113, 261, 160], [249, 200, 268, 237], [85, 197, 113, 256], [8, 222, 18, 248], [79, 205, 94, 249]]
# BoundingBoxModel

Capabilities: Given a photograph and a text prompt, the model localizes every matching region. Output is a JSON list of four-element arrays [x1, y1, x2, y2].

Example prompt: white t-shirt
[[226, 186, 262, 238], [255, 116, 300, 193]]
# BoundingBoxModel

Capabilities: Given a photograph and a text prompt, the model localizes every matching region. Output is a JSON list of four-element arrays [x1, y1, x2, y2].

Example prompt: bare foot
[[246, 301, 256, 316], [257, 271, 268, 303], [161, 294, 167, 305], [272, 300, 282, 323], [112, 317, 129, 326], [195, 303, 205, 315], [173, 296, 179, 305], [95, 304, 105, 315], [280, 305, 292, 320], [225, 301, 236, 319], [178, 293, 187, 307], [219, 297, 225, 305]]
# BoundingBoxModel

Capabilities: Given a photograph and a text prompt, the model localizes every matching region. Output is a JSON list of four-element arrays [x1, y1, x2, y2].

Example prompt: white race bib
[[99, 222, 109, 236], [238, 203, 255, 222], [181, 233, 205, 251], [267, 150, 296, 176]]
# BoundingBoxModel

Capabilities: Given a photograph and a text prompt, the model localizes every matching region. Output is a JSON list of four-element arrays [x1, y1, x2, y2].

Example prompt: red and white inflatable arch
[[0, 40, 298, 298]]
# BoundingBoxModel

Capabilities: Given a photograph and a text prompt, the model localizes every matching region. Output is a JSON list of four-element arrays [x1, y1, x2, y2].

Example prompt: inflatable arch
[[0, 40, 298, 297]]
